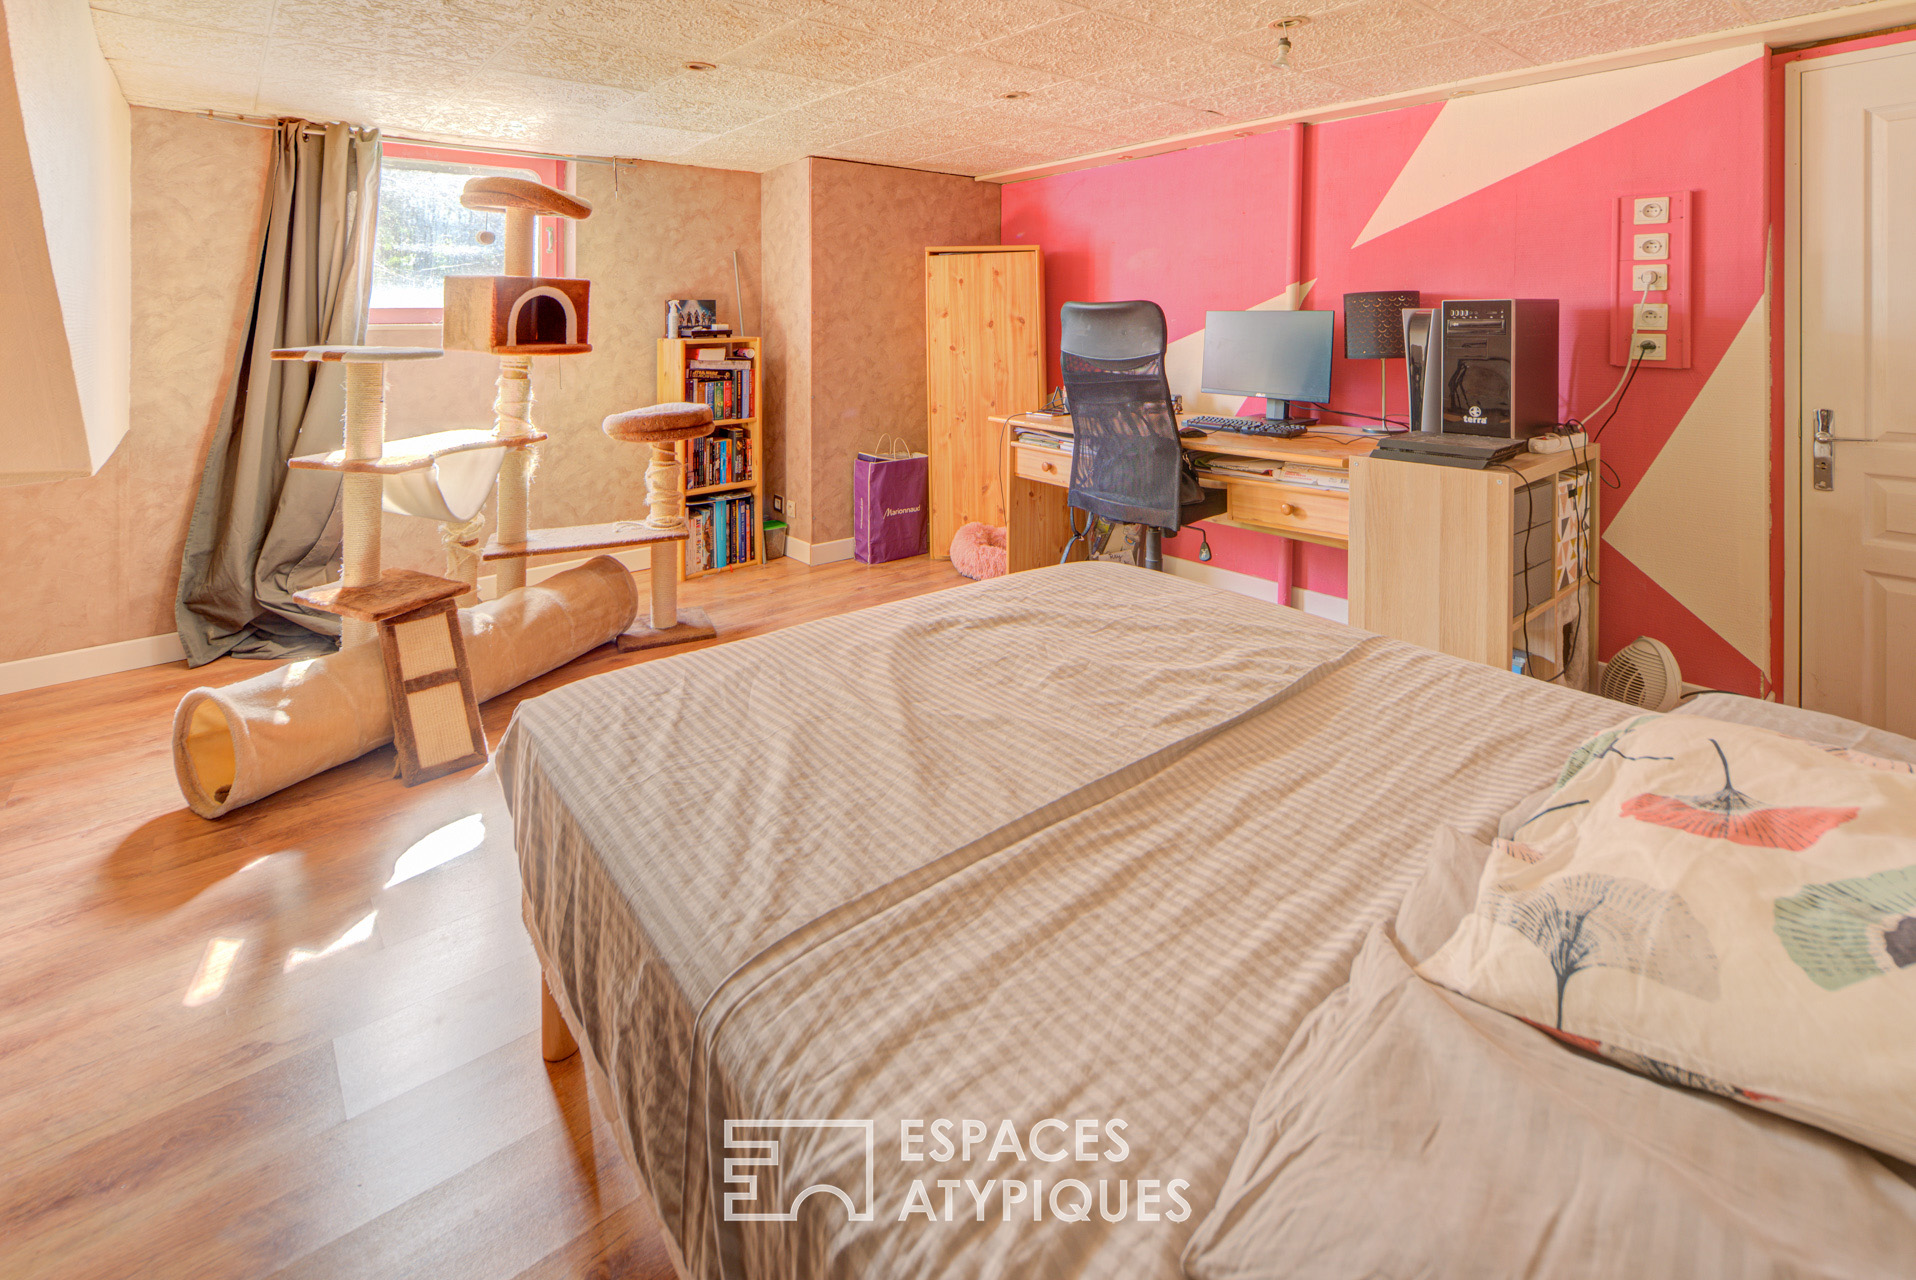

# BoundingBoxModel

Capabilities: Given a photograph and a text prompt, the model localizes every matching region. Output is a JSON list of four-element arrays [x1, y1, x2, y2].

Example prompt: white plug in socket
[[1633, 196, 1670, 224], [1633, 233, 1668, 260], [1633, 333, 1667, 361], [1634, 302, 1668, 330], [1632, 264, 1668, 291]]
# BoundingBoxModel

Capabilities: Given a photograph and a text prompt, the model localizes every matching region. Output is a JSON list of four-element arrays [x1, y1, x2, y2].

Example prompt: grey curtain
[[175, 121, 381, 665]]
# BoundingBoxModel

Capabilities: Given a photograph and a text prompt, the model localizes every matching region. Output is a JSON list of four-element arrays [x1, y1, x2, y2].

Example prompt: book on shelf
[[685, 362, 753, 420], [684, 426, 752, 490], [684, 492, 756, 573]]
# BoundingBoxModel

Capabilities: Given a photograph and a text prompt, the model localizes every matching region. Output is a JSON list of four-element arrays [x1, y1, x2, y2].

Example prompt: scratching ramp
[[173, 556, 637, 819]]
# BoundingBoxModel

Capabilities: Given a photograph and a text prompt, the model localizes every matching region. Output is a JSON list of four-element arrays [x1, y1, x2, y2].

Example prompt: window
[[370, 143, 569, 324]]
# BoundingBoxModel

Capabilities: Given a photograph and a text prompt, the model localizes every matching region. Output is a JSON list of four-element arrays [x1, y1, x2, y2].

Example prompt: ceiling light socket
[[1268, 14, 1311, 28], [683, 60, 717, 71]]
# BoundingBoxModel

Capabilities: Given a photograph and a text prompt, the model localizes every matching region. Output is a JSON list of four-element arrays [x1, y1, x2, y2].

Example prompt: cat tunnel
[[172, 555, 636, 819]]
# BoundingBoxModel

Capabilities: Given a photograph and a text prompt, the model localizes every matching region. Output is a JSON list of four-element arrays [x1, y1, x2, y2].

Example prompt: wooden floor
[[0, 554, 968, 1280]]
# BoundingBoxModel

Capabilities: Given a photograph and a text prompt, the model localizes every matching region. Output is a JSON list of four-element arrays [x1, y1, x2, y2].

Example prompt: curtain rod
[[197, 111, 630, 167]]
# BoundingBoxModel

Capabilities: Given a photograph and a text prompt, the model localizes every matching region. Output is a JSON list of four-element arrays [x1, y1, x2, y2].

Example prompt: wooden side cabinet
[[925, 245, 1045, 559], [1349, 446, 1600, 689]]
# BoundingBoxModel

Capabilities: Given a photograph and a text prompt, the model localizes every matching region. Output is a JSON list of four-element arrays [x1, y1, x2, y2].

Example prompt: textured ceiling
[[93, 0, 1864, 176]]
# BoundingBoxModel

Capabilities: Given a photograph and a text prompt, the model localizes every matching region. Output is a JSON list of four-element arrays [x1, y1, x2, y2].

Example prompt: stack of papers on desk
[[1014, 429, 1072, 451]]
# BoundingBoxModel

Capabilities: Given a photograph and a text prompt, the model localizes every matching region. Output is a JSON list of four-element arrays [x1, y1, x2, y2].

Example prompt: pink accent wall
[[1001, 57, 1771, 693]]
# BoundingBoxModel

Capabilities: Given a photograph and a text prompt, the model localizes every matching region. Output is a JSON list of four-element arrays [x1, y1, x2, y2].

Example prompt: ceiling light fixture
[[1268, 15, 1309, 71], [684, 60, 717, 71]]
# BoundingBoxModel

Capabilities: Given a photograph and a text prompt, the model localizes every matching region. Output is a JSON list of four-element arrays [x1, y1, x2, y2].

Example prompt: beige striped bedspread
[[499, 562, 1626, 1278]]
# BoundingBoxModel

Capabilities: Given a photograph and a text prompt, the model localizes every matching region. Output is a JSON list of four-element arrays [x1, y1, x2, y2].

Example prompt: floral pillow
[[1418, 714, 1916, 1163]]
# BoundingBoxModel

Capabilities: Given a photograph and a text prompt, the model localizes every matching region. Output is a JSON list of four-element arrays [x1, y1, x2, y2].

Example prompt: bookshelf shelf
[[687, 479, 756, 497], [658, 336, 762, 580]]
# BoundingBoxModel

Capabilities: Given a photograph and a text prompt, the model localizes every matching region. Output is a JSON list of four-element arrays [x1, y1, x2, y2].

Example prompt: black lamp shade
[[1344, 291, 1421, 359]]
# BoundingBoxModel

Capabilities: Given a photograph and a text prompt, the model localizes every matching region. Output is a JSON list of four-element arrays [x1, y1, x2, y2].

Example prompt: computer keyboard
[[1184, 415, 1309, 439]]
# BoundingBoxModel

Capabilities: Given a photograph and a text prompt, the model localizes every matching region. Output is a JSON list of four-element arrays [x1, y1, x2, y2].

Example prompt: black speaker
[[1343, 290, 1421, 359]]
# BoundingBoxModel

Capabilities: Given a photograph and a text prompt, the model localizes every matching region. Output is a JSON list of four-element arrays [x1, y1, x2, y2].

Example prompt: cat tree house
[[173, 172, 728, 817]]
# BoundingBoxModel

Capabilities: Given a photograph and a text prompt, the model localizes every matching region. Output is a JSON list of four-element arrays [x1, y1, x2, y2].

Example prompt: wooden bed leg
[[541, 973, 578, 1062]]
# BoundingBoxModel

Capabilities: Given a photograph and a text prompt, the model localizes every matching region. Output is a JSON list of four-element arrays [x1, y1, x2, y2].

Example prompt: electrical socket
[[1633, 333, 1667, 361], [1632, 264, 1669, 291], [770, 493, 784, 514], [1633, 196, 1670, 224], [1633, 233, 1668, 260], [1633, 302, 1668, 330]]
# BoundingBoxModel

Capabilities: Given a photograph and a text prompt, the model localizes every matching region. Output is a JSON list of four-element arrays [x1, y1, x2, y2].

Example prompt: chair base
[[616, 607, 717, 652]]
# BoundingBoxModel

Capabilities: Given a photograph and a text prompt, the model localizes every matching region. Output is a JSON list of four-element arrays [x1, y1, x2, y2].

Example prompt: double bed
[[496, 562, 1916, 1278]]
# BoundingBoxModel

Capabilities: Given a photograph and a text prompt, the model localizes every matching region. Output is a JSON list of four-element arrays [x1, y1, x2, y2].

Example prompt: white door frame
[[1781, 39, 1916, 707]]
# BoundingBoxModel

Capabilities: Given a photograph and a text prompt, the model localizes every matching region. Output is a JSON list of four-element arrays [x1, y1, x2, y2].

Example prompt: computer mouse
[[1177, 427, 1207, 439]]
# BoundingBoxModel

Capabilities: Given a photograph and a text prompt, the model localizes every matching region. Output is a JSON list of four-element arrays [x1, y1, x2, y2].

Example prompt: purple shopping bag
[[853, 439, 929, 564]]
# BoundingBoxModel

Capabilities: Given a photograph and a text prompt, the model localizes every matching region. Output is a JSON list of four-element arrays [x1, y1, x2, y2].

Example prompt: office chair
[[1058, 300, 1226, 571]]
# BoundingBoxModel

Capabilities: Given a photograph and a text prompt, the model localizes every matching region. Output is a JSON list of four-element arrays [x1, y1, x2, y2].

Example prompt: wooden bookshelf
[[657, 336, 763, 580]]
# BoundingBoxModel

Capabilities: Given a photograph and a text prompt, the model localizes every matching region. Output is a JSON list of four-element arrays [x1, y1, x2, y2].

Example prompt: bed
[[496, 562, 1916, 1278]]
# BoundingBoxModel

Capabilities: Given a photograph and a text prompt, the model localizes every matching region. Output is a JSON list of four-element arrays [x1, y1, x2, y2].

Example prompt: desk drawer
[[1013, 444, 1070, 485], [1228, 481, 1349, 541]]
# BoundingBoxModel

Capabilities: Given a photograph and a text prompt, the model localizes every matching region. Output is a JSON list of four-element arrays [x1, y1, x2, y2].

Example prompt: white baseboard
[[1290, 586, 1350, 624], [0, 631, 187, 697], [0, 548, 657, 697], [786, 536, 854, 566], [1162, 556, 1283, 604], [1161, 556, 1350, 622]]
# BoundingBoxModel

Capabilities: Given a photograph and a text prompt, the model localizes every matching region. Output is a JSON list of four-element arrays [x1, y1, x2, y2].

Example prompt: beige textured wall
[[807, 159, 998, 546], [0, 0, 131, 483], [0, 107, 268, 662], [377, 157, 761, 570], [759, 160, 811, 543]]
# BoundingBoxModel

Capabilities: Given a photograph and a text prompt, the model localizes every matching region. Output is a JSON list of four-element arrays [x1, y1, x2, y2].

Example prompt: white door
[[1798, 46, 1916, 736]]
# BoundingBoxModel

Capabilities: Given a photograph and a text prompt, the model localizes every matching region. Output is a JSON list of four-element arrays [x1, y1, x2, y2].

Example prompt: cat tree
[[173, 173, 729, 817], [173, 176, 622, 817]]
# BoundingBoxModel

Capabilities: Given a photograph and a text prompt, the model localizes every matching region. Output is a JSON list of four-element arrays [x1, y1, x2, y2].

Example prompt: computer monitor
[[1201, 310, 1334, 427]]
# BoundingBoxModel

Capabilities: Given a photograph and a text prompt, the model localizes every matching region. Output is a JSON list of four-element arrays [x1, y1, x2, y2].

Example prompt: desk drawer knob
[[1040, 461, 1056, 474], [1280, 503, 1302, 517]]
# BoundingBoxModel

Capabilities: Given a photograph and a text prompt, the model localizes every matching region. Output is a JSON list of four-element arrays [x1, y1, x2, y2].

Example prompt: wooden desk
[[994, 412, 1376, 572]]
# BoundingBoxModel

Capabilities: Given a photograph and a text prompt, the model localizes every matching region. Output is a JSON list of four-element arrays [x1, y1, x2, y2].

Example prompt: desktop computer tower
[[1435, 299, 1559, 438]]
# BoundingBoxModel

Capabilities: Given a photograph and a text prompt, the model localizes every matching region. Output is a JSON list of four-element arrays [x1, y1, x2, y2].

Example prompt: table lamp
[[1344, 291, 1421, 434]]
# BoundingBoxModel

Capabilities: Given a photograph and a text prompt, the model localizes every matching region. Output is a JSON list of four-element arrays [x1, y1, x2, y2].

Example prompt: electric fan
[[1600, 636, 1682, 711]]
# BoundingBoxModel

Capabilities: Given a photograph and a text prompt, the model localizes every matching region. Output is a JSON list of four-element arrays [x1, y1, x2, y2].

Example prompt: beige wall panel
[[807, 158, 999, 547], [760, 158, 812, 543], [0, 108, 267, 663]]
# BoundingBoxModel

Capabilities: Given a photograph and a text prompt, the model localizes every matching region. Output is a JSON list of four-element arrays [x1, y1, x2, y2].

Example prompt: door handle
[[1812, 409, 1868, 490]]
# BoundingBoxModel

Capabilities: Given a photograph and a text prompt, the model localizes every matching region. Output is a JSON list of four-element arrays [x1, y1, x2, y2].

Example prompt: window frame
[[370, 142, 571, 326]]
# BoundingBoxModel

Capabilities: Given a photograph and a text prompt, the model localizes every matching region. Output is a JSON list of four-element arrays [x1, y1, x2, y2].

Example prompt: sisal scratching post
[[602, 402, 718, 650], [442, 176, 594, 601], [273, 345, 446, 649], [339, 361, 385, 649], [492, 355, 535, 595]]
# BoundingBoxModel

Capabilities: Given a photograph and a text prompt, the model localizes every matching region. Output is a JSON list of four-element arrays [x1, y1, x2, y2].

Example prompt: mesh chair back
[[1059, 301, 1181, 531]]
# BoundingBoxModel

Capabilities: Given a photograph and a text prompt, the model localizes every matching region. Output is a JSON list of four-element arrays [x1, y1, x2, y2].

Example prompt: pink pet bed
[[950, 522, 1007, 580]]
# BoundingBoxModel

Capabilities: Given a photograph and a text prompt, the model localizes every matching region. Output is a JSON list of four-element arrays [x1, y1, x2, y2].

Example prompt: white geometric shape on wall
[[1603, 295, 1770, 670], [1354, 45, 1762, 248], [1164, 279, 1315, 417]]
